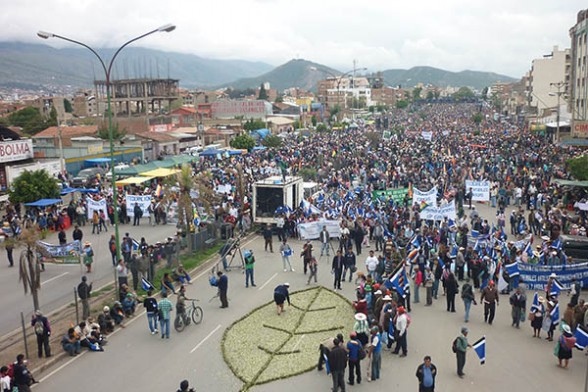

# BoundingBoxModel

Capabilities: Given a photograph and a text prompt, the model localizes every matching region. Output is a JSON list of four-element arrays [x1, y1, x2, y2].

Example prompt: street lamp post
[[37, 24, 175, 275], [549, 81, 567, 143]]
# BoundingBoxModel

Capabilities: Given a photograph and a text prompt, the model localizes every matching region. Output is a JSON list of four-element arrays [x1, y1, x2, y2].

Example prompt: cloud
[[0, 0, 585, 78]]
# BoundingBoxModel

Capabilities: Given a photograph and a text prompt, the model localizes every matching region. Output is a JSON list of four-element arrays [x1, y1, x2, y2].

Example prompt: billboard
[[211, 100, 270, 119], [0, 140, 33, 163], [573, 120, 588, 136]]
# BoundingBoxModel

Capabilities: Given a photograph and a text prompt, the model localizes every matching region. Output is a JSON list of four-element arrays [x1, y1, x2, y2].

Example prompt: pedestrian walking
[[346, 332, 363, 385], [424, 266, 434, 306], [108, 235, 117, 266], [12, 354, 33, 392], [217, 271, 229, 308], [328, 337, 347, 392], [143, 290, 158, 334], [158, 292, 173, 339], [77, 276, 92, 321], [244, 250, 256, 288], [306, 257, 318, 285], [82, 241, 94, 273], [509, 286, 526, 328], [392, 306, 409, 357], [455, 327, 471, 378], [72, 225, 83, 242], [415, 355, 437, 392], [368, 326, 381, 382], [461, 279, 476, 323], [273, 283, 290, 315], [319, 226, 330, 257], [133, 203, 142, 226], [480, 280, 499, 324], [279, 239, 294, 272], [263, 225, 273, 253], [556, 324, 577, 368], [58, 228, 66, 245], [445, 272, 459, 312], [343, 248, 356, 282], [301, 241, 313, 274], [412, 265, 423, 304], [31, 310, 51, 358], [5, 240, 14, 267], [332, 250, 344, 290]]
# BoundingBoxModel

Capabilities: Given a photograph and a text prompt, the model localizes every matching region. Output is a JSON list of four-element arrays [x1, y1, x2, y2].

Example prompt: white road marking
[[41, 272, 69, 286], [258, 272, 278, 291], [36, 351, 87, 384], [190, 324, 222, 353]]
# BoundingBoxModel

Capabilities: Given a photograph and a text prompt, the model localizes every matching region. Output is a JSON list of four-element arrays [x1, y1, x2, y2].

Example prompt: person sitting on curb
[[98, 307, 115, 334], [61, 327, 81, 356]]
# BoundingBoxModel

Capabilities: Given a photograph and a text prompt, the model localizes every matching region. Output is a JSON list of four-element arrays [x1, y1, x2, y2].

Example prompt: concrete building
[[527, 46, 571, 118], [569, 8, 588, 138]]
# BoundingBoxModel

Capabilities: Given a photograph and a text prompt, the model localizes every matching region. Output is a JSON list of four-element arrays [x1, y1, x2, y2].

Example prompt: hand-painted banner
[[298, 220, 342, 240], [86, 198, 107, 220], [412, 186, 438, 208], [519, 262, 588, 290], [420, 200, 457, 221], [126, 194, 152, 217], [465, 180, 490, 201], [36, 240, 82, 263], [215, 184, 232, 194]]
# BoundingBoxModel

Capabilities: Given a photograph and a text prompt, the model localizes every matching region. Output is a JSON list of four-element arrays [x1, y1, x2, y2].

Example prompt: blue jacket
[[217, 275, 228, 291], [274, 285, 290, 304], [346, 339, 362, 361]]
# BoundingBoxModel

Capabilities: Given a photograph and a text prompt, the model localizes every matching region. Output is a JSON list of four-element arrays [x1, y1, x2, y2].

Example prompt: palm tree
[[17, 228, 42, 311]]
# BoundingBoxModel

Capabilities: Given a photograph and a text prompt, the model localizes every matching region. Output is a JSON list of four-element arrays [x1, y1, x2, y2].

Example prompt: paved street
[[0, 219, 177, 336], [31, 206, 586, 392]]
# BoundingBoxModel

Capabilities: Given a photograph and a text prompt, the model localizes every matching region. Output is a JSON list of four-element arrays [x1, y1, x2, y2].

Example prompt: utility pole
[[549, 81, 567, 143]]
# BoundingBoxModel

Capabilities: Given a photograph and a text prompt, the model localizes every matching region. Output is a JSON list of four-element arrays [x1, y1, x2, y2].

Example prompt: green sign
[[382, 130, 392, 139], [372, 188, 410, 203]]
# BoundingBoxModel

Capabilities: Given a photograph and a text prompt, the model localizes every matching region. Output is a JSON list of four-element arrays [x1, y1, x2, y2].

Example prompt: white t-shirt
[[365, 256, 379, 272], [0, 375, 11, 391]]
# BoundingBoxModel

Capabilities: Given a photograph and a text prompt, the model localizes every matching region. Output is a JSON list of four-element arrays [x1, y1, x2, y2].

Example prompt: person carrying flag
[[455, 327, 472, 378]]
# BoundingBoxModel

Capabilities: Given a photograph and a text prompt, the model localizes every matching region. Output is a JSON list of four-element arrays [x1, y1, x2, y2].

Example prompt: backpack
[[34, 319, 45, 335], [452, 337, 458, 353], [358, 344, 367, 360]]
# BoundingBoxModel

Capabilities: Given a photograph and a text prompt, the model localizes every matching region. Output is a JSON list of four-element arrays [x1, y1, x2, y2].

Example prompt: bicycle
[[174, 300, 203, 332]]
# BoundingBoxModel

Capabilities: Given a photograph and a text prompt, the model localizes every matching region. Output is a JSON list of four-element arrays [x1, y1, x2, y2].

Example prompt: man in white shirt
[[392, 306, 409, 357], [365, 250, 379, 277]]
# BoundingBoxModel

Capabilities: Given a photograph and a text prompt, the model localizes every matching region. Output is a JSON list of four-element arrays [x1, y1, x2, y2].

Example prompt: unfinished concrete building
[[94, 78, 180, 117]]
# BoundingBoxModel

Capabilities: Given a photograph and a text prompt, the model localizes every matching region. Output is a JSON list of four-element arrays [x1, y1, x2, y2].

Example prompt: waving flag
[[575, 327, 588, 350], [471, 229, 480, 239], [550, 303, 560, 326], [472, 336, 486, 365], [420, 200, 429, 211], [448, 219, 456, 230], [505, 261, 520, 277], [385, 267, 407, 298], [524, 241, 534, 259], [410, 235, 421, 250], [450, 245, 458, 259], [550, 279, 565, 297], [529, 292, 540, 313], [141, 277, 155, 292], [437, 256, 445, 269]]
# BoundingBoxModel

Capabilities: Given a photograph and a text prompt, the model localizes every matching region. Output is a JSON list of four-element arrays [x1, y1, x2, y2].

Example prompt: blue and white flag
[[529, 292, 540, 313], [524, 241, 534, 259], [410, 235, 421, 250], [132, 239, 140, 252], [505, 261, 520, 278], [550, 279, 565, 297], [141, 277, 155, 292], [472, 336, 486, 365], [450, 245, 458, 259], [550, 303, 560, 325], [385, 268, 406, 298], [448, 219, 456, 230], [575, 326, 588, 350], [471, 229, 480, 239]]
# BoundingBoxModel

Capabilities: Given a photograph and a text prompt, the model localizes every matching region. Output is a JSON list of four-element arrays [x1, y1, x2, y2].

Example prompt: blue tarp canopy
[[60, 187, 77, 195], [199, 149, 224, 157], [77, 188, 100, 194], [225, 149, 243, 155], [85, 158, 111, 164], [252, 146, 267, 151], [24, 198, 62, 207], [251, 128, 270, 139]]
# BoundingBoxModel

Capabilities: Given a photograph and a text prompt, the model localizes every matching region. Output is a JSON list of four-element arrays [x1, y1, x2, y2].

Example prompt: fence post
[[74, 287, 79, 325], [20, 312, 29, 359]]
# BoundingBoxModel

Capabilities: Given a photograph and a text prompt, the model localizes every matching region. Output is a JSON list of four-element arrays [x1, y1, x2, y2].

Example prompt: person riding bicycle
[[176, 285, 192, 320]]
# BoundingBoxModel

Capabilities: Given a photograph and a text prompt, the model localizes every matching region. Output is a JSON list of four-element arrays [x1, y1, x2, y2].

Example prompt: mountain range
[[0, 42, 516, 92]]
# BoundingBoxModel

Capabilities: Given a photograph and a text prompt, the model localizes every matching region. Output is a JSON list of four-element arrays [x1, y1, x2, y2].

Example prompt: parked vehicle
[[72, 167, 106, 188]]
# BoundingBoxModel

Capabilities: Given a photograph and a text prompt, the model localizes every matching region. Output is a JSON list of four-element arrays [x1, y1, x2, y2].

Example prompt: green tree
[[298, 167, 317, 181], [230, 134, 256, 150], [262, 134, 283, 148], [97, 122, 126, 140], [396, 100, 409, 109], [63, 98, 73, 113], [48, 107, 58, 126], [243, 119, 266, 132], [567, 155, 588, 180], [9, 169, 60, 204], [311, 115, 317, 127], [453, 87, 475, 101], [368, 106, 375, 113], [412, 87, 422, 101], [7, 107, 51, 135], [293, 119, 302, 130], [426, 91, 434, 100], [258, 84, 268, 100], [274, 95, 284, 103], [472, 113, 483, 125], [316, 123, 327, 132]]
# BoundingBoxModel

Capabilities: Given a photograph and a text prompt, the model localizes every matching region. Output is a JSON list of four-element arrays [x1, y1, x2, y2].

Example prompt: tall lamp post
[[37, 24, 176, 267], [549, 81, 567, 143]]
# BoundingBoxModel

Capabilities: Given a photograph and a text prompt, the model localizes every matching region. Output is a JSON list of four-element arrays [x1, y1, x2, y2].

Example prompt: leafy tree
[[368, 106, 375, 113], [9, 169, 60, 204], [63, 98, 73, 113], [412, 87, 422, 101], [226, 88, 256, 99], [426, 91, 434, 100], [7, 107, 52, 135], [330, 105, 340, 118], [230, 134, 256, 150], [15, 228, 42, 311], [316, 123, 327, 132], [97, 122, 126, 140], [274, 95, 284, 103], [453, 87, 475, 100], [365, 132, 381, 148], [262, 134, 283, 148], [298, 167, 317, 181], [396, 100, 409, 109], [567, 155, 588, 180], [311, 115, 317, 127], [243, 119, 266, 132], [293, 120, 302, 130], [48, 107, 58, 126], [258, 84, 268, 100], [472, 113, 483, 125]]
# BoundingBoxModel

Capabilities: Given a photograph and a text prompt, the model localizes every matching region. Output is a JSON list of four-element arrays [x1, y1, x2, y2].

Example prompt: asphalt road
[[0, 219, 177, 336], [31, 214, 586, 392]]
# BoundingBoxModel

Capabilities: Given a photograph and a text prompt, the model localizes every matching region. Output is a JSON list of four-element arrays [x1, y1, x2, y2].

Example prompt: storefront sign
[[0, 140, 33, 163]]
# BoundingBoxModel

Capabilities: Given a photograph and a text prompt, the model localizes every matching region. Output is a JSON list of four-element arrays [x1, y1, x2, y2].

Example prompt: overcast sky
[[2, 0, 585, 78]]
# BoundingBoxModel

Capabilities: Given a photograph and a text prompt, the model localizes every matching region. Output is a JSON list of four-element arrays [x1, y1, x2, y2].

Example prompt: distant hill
[[222, 59, 342, 91], [0, 42, 273, 89], [382, 66, 516, 90]]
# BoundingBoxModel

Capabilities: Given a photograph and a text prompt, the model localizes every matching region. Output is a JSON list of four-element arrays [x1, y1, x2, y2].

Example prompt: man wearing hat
[[353, 312, 370, 346], [31, 310, 51, 358], [557, 324, 577, 368], [455, 247, 466, 281], [455, 327, 472, 378], [317, 333, 344, 372]]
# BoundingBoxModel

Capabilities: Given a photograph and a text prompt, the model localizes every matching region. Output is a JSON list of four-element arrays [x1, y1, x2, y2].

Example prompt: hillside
[[0, 42, 273, 89], [222, 59, 342, 91], [382, 66, 516, 90]]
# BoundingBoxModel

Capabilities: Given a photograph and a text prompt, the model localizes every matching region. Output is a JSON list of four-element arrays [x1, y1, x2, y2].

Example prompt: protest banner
[[412, 186, 438, 208], [126, 194, 152, 217], [298, 220, 341, 240], [215, 184, 232, 194], [86, 198, 107, 220], [372, 188, 410, 204], [465, 180, 490, 201], [421, 131, 433, 141], [36, 240, 82, 264], [420, 200, 457, 221], [519, 261, 588, 290]]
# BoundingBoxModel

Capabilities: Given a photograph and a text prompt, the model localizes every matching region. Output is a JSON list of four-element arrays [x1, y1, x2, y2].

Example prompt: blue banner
[[519, 262, 588, 290], [36, 240, 82, 263]]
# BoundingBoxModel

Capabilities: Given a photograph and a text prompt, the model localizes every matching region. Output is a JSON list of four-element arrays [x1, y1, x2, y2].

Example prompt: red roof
[[33, 125, 98, 138]]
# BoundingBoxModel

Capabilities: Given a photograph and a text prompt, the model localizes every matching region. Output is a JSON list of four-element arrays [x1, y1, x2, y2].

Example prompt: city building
[[569, 8, 588, 139], [0, 126, 35, 196]]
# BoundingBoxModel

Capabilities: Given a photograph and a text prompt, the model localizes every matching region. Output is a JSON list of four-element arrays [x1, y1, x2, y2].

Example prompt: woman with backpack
[[461, 279, 476, 323]]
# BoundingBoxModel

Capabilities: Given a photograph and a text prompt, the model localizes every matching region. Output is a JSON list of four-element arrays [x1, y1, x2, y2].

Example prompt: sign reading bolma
[[0, 140, 33, 163]]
